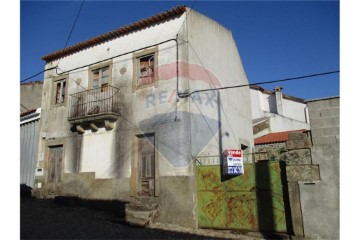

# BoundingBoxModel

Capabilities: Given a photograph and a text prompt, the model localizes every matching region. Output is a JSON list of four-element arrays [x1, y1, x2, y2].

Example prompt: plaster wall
[[250, 89, 264, 119], [283, 97, 307, 122], [250, 88, 307, 123], [35, 8, 254, 228], [20, 82, 43, 113], [186, 10, 254, 156], [254, 113, 310, 139]]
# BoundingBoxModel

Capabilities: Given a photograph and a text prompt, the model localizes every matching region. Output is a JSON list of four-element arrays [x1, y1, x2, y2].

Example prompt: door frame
[[130, 132, 159, 197], [45, 139, 66, 196]]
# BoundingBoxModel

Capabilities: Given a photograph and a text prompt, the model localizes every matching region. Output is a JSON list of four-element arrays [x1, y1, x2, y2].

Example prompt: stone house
[[33, 6, 254, 228]]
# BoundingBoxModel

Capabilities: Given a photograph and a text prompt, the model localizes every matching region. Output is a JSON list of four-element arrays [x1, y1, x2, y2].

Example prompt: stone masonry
[[254, 131, 320, 237], [298, 97, 340, 240]]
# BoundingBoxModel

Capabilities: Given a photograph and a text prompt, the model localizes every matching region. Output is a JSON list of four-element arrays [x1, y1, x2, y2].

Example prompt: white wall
[[250, 87, 307, 122], [186, 9, 254, 154], [283, 97, 307, 122], [79, 129, 116, 179]]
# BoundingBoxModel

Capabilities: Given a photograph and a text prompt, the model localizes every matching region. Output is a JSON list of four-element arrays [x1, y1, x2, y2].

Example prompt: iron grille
[[68, 85, 122, 119]]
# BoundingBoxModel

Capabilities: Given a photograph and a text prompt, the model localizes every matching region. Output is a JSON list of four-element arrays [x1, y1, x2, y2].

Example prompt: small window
[[137, 54, 155, 86], [92, 66, 109, 92], [54, 79, 67, 105]]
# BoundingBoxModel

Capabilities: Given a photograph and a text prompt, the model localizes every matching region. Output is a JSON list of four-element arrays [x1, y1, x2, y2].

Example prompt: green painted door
[[196, 162, 287, 232]]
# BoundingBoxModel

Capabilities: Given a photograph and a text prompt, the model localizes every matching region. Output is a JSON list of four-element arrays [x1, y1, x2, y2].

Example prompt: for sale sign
[[224, 149, 244, 175]]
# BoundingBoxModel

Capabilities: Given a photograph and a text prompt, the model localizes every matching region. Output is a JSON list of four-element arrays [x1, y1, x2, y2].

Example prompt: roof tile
[[254, 130, 305, 145], [42, 5, 187, 62]]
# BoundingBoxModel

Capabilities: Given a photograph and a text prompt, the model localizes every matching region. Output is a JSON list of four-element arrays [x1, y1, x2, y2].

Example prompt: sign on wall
[[223, 149, 244, 175]]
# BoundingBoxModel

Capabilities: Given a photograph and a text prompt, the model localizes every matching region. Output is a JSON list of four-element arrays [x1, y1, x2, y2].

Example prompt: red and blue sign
[[224, 149, 244, 175]]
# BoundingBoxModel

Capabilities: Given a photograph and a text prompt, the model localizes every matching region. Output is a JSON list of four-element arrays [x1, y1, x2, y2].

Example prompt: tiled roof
[[254, 129, 305, 145], [20, 109, 37, 117], [42, 5, 187, 62]]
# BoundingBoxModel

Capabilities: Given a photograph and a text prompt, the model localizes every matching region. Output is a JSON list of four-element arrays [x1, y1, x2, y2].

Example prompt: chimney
[[274, 86, 284, 116]]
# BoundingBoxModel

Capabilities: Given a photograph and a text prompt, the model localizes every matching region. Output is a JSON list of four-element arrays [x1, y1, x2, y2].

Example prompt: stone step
[[126, 208, 155, 220], [126, 218, 150, 227], [127, 201, 158, 211]]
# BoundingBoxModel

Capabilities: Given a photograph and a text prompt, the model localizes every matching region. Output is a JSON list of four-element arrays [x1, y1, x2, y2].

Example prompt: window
[[137, 54, 154, 86], [52, 76, 68, 107], [55, 80, 66, 104], [92, 66, 109, 92], [133, 47, 158, 90], [88, 61, 112, 91]]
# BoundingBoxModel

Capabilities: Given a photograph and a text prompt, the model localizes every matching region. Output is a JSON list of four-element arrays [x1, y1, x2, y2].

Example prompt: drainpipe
[[274, 86, 284, 116]]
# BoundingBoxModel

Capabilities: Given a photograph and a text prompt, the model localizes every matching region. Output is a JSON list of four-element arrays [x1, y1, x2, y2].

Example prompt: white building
[[250, 85, 310, 138], [34, 6, 253, 228]]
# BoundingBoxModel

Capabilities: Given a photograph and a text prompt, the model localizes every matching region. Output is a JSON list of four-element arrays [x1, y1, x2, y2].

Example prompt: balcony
[[68, 86, 122, 130]]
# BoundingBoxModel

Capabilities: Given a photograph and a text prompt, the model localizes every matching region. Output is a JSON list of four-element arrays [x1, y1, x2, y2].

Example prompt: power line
[[63, 0, 85, 49], [21, 1, 85, 83], [20, 67, 57, 83], [178, 70, 340, 98], [176, 0, 197, 36]]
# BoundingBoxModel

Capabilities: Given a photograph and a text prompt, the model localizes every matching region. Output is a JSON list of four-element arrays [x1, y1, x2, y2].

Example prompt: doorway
[[138, 135, 155, 197]]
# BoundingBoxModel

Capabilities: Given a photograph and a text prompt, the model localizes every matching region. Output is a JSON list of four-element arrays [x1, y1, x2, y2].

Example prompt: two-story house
[[33, 6, 254, 228]]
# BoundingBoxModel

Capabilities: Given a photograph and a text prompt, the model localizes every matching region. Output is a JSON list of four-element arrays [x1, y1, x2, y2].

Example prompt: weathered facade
[[33, 6, 253, 228]]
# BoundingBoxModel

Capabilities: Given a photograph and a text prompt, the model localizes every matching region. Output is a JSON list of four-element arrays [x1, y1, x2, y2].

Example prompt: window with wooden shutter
[[92, 66, 109, 92], [137, 54, 155, 86]]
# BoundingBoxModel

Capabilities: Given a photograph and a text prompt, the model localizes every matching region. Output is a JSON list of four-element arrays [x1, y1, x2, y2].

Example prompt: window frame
[[88, 61, 113, 90], [133, 47, 158, 90], [51, 75, 68, 107]]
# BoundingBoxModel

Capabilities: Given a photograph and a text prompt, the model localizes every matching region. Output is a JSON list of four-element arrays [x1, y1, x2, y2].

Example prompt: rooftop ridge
[[42, 5, 187, 62]]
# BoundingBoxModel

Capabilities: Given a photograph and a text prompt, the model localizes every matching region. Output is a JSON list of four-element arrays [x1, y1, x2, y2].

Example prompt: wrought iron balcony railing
[[68, 85, 122, 123]]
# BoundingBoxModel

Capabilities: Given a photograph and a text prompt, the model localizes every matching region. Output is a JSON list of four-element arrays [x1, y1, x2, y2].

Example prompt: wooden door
[[47, 145, 63, 195], [138, 135, 155, 196]]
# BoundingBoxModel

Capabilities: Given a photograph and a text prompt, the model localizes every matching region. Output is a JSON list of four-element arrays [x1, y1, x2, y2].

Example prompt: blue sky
[[20, 0, 339, 100]]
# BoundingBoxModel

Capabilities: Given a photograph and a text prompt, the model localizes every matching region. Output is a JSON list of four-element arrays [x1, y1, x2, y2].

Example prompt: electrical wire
[[21, 1, 85, 83], [63, 0, 85, 50], [178, 70, 340, 98], [20, 67, 57, 83], [176, 0, 197, 36]]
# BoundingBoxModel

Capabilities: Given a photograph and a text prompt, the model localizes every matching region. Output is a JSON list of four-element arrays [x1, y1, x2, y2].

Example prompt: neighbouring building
[[21, 108, 41, 189], [20, 81, 43, 114], [33, 6, 254, 228], [299, 96, 339, 239], [20, 81, 43, 192], [253, 96, 339, 239], [251, 85, 310, 138]]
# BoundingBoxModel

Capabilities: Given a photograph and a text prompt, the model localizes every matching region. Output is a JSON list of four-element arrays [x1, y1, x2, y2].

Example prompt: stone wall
[[254, 131, 320, 237], [298, 97, 340, 240]]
